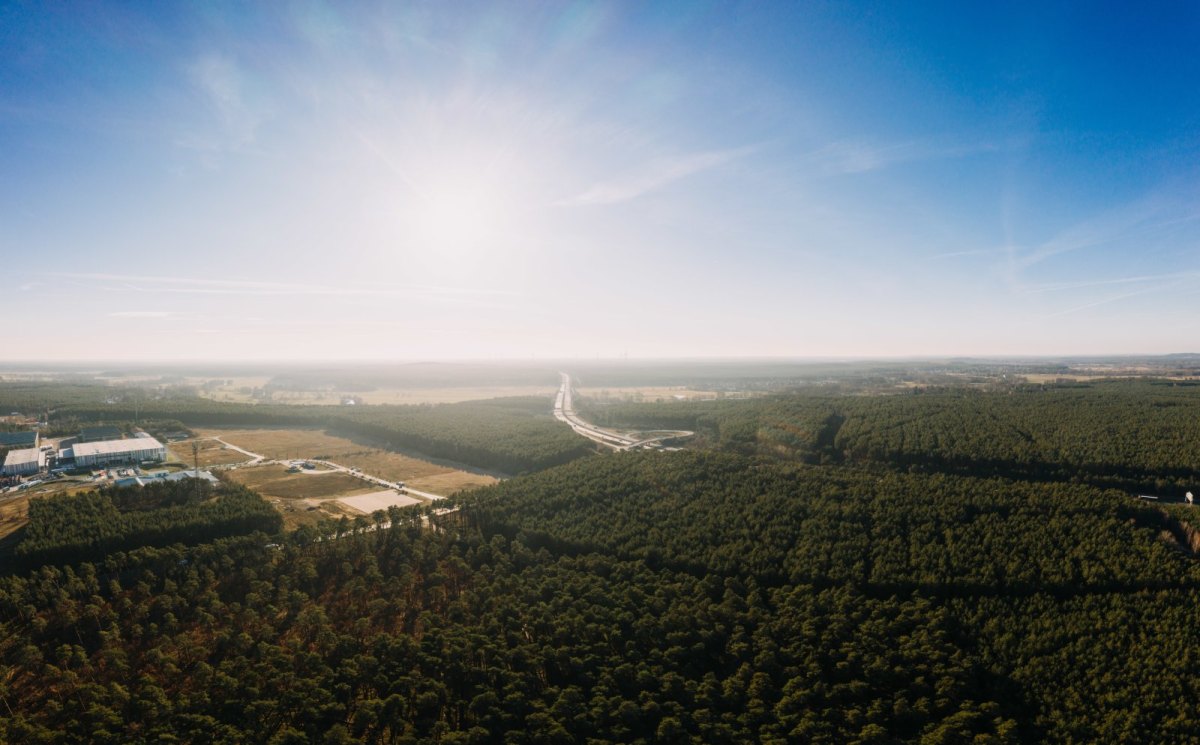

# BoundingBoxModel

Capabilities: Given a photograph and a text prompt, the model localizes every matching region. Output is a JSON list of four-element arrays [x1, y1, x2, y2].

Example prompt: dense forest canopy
[[582, 380, 1200, 491], [13, 478, 282, 569], [4, 376, 1200, 741], [1, 387, 594, 475]]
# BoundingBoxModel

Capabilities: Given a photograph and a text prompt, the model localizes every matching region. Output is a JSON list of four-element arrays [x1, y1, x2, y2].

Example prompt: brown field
[[224, 464, 374, 500], [338, 491, 424, 514], [577, 386, 721, 403], [1021, 374, 1092, 383], [168, 438, 254, 467], [268, 495, 363, 531], [196, 383, 555, 406], [334, 451, 449, 482], [407, 471, 497, 495], [0, 480, 98, 540], [205, 428, 496, 496], [196, 428, 365, 460], [0, 495, 30, 541]]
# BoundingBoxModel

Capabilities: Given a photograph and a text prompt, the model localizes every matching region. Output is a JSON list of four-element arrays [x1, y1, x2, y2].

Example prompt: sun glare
[[413, 175, 511, 251]]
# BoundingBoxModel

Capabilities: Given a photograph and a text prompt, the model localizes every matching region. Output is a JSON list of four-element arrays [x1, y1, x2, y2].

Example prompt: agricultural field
[[337, 491, 423, 513], [0, 495, 30, 542], [194, 427, 362, 460], [223, 464, 372, 501], [167, 437, 254, 467], [201, 428, 498, 495], [0, 479, 99, 542], [223, 464, 373, 528], [576, 386, 723, 403], [196, 382, 555, 405], [404, 470, 497, 495]]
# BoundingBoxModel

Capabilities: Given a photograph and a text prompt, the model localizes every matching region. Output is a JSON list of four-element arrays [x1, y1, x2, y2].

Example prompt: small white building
[[3, 448, 46, 476], [72, 437, 167, 467]]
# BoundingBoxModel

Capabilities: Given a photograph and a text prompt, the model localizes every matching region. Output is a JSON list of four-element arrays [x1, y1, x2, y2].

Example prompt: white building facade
[[72, 437, 167, 467], [2, 448, 46, 476]]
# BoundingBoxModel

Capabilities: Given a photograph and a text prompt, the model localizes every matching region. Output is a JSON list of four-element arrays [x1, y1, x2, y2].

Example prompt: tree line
[[582, 380, 1200, 491], [38, 392, 593, 475], [11, 479, 282, 570], [4, 449, 1200, 741]]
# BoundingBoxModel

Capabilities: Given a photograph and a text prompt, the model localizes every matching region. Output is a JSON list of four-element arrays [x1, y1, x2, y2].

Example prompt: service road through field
[[338, 491, 423, 513], [204, 427, 496, 520]]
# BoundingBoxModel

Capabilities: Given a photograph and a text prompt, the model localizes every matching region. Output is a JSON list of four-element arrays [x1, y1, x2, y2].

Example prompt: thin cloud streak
[[810, 138, 1003, 175], [557, 146, 755, 206], [1008, 197, 1171, 274], [184, 53, 262, 151], [922, 248, 999, 261], [49, 273, 518, 301], [1019, 272, 1200, 294], [107, 311, 180, 319], [1042, 285, 1180, 318]]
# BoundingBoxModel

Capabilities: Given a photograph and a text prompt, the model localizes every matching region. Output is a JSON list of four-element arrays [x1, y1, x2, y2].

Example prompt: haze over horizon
[[4, 2, 1199, 361]]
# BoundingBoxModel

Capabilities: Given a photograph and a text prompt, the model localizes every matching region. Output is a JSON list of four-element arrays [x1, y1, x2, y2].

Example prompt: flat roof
[[0, 431, 37, 447], [72, 437, 166, 457], [4, 448, 44, 466]]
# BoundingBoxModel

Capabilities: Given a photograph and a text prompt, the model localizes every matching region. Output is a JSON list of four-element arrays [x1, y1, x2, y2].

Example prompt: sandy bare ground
[[338, 490, 423, 513]]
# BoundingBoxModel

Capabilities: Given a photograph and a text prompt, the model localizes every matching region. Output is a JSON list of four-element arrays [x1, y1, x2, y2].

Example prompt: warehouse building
[[3, 448, 46, 476], [0, 431, 39, 449], [72, 437, 167, 467]]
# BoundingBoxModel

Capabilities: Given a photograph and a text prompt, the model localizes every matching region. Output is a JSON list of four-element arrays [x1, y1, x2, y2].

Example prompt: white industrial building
[[72, 437, 167, 467], [3, 448, 46, 476]]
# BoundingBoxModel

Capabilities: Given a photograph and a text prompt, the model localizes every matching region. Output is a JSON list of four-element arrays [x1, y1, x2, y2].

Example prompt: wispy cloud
[[1004, 195, 1189, 281], [811, 138, 1001, 175], [1019, 272, 1200, 295], [922, 248, 1000, 261], [49, 272, 517, 303], [108, 311, 180, 319], [1041, 280, 1191, 318], [178, 53, 264, 153], [558, 146, 754, 206]]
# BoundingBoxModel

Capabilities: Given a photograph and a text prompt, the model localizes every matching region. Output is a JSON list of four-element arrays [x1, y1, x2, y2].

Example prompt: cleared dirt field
[[206, 428, 496, 495], [0, 495, 30, 541], [334, 451, 449, 482], [407, 471, 497, 495], [338, 491, 423, 513], [168, 438, 254, 467], [0, 480, 98, 540], [269, 496, 360, 531], [196, 428, 364, 460], [196, 384, 554, 405], [577, 386, 721, 402], [225, 464, 374, 500]]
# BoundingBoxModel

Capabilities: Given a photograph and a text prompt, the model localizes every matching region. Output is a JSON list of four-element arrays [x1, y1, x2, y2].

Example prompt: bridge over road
[[554, 372, 693, 451]]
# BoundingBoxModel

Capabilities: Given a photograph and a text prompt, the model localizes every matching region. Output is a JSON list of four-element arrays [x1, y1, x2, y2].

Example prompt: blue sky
[[3, 1, 1199, 361]]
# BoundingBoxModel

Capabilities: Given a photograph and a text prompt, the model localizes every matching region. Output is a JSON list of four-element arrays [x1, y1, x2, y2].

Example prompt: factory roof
[[0, 431, 38, 447], [4, 448, 44, 467], [73, 437, 166, 457]]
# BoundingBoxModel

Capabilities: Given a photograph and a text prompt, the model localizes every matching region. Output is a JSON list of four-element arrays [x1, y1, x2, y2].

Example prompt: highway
[[554, 372, 693, 451]]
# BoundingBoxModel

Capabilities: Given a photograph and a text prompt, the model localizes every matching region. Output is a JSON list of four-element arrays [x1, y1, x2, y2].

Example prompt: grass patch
[[168, 437, 253, 467], [225, 464, 373, 500]]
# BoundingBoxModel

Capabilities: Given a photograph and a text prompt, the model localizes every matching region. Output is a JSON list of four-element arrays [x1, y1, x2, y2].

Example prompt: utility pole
[[192, 441, 201, 498]]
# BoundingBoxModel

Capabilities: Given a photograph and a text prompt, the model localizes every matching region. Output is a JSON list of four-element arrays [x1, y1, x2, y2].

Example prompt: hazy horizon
[[5, 3, 1199, 361]]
